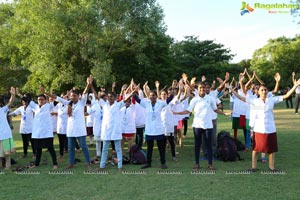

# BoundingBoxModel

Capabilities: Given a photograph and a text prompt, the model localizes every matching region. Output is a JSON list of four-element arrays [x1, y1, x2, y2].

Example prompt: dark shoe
[[140, 164, 151, 169], [161, 164, 168, 169], [247, 168, 257, 173]]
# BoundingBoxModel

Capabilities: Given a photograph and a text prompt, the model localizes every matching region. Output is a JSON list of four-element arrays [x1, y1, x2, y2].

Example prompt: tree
[[250, 36, 300, 88], [0, 0, 173, 93], [170, 36, 234, 82]]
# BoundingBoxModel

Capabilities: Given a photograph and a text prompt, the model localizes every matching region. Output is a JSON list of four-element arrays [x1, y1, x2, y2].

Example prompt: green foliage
[[170, 36, 234, 81], [251, 36, 300, 88], [0, 0, 173, 93]]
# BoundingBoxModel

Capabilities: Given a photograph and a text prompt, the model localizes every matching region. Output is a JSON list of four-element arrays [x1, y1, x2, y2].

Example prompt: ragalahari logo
[[240, 2, 254, 15]]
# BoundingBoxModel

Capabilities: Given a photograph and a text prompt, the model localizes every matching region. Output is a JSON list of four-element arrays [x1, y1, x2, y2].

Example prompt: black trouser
[[57, 134, 67, 156], [295, 93, 300, 113], [183, 117, 189, 136], [35, 147, 58, 166], [21, 133, 35, 155], [165, 135, 176, 157], [135, 127, 145, 148], [146, 138, 166, 165], [285, 96, 293, 108], [194, 128, 213, 165]]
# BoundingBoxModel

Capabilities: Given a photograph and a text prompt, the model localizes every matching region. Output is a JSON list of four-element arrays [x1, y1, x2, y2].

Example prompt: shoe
[[19, 155, 27, 159], [247, 168, 257, 173], [140, 164, 151, 169], [208, 165, 215, 171], [193, 164, 200, 171], [66, 165, 75, 169], [161, 164, 168, 169], [295, 113, 299, 115], [261, 157, 267, 163], [172, 157, 178, 162], [53, 165, 58, 170], [269, 168, 280, 172], [118, 168, 123, 172]]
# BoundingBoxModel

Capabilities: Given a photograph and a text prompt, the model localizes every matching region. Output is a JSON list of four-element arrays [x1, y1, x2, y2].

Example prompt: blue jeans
[[68, 136, 90, 165], [100, 140, 122, 169]]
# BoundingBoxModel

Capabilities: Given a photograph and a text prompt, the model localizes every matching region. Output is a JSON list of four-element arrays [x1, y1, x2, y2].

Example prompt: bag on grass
[[129, 145, 147, 164], [217, 131, 242, 162]]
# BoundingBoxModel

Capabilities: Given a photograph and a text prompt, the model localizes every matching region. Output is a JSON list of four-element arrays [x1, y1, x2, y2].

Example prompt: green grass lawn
[[1, 100, 300, 200]]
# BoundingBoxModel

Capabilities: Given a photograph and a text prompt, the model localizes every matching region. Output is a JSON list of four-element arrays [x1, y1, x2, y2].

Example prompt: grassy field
[[1, 100, 300, 200]]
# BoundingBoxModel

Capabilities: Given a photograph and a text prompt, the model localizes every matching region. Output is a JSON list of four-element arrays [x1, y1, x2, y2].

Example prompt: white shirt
[[296, 86, 300, 94], [87, 102, 103, 138], [246, 95, 283, 134], [120, 105, 136, 134], [29, 101, 54, 139], [85, 105, 94, 127], [0, 106, 12, 140], [232, 90, 247, 117], [161, 98, 177, 134], [134, 103, 146, 128], [209, 90, 222, 120], [99, 99, 125, 141], [56, 102, 68, 135], [10, 105, 34, 134], [188, 95, 217, 129], [50, 103, 58, 132], [139, 99, 167, 136], [56, 95, 88, 137]]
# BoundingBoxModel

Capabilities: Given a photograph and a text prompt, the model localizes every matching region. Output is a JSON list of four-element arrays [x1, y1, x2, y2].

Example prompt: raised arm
[[7, 87, 16, 108], [155, 80, 160, 98], [238, 73, 247, 95], [272, 72, 280, 94], [283, 78, 300, 100], [112, 82, 116, 93], [41, 87, 57, 99], [244, 73, 255, 92], [254, 71, 264, 85], [82, 75, 92, 95], [143, 81, 150, 98], [216, 72, 230, 92]]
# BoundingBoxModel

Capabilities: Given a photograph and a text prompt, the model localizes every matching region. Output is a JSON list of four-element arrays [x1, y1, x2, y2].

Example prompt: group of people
[[1, 70, 300, 172]]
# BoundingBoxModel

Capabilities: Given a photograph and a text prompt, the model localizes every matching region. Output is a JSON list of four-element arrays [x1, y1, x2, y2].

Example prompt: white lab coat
[[29, 101, 54, 139], [9, 105, 33, 134], [99, 99, 125, 141], [56, 95, 88, 137], [0, 106, 12, 140]]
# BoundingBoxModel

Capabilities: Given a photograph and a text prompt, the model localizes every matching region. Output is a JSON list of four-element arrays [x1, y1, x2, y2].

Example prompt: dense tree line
[[2, 0, 297, 95]]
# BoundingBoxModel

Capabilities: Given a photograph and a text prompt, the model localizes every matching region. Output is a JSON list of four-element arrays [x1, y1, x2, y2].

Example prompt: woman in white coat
[[97, 92, 132, 171], [44, 76, 92, 169], [0, 87, 16, 170], [56, 94, 69, 158], [29, 93, 58, 169], [9, 96, 35, 158]]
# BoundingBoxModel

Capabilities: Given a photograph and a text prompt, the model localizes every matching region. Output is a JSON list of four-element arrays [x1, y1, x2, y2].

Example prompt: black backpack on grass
[[217, 131, 242, 162], [129, 145, 147, 164]]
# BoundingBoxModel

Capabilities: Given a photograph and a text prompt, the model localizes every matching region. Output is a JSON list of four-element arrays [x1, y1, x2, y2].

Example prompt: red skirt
[[122, 133, 134, 139], [253, 132, 278, 153], [177, 120, 184, 130]]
